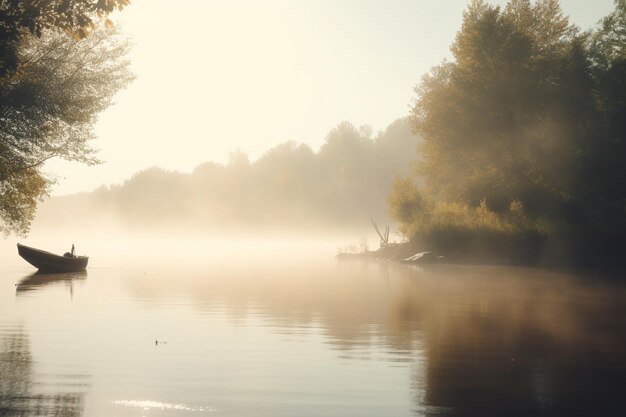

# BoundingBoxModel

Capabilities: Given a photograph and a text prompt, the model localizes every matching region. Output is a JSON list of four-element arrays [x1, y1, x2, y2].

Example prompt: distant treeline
[[36, 118, 417, 232]]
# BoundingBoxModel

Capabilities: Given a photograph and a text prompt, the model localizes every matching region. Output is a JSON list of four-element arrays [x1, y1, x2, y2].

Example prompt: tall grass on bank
[[389, 178, 549, 264]]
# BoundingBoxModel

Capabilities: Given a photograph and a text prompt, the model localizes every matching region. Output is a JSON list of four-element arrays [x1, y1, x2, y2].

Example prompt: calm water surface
[[1, 239, 625, 416]]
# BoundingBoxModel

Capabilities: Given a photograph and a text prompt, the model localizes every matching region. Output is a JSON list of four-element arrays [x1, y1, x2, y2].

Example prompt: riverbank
[[337, 242, 436, 263], [337, 239, 626, 275]]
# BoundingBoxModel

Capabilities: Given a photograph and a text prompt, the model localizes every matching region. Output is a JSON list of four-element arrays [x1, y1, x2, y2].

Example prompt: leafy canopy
[[391, 0, 626, 259], [0, 24, 133, 235], [1, 0, 130, 74]]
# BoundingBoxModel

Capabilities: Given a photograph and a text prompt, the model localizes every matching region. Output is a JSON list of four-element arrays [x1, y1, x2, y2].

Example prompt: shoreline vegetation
[[31, 119, 416, 234], [336, 238, 626, 270], [383, 0, 626, 269], [339, 206, 625, 269], [2, 1, 625, 274]]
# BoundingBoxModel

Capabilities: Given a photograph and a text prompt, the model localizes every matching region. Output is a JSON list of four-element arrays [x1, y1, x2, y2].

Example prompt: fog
[[29, 118, 417, 244]]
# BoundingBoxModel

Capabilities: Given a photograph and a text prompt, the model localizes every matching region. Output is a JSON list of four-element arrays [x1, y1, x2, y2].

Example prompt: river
[[1, 238, 625, 416]]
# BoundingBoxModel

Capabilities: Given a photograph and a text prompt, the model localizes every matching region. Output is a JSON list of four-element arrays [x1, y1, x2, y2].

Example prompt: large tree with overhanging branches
[[1, 0, 133, 235]]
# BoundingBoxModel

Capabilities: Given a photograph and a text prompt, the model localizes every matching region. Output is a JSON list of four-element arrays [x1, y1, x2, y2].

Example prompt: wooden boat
[[17, 243, 89, 273]]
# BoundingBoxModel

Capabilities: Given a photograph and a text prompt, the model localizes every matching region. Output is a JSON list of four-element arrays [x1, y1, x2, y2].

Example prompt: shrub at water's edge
[[389, 178, 549, 264]]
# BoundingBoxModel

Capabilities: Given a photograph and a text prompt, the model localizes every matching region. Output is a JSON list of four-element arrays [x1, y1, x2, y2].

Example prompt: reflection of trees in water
[[397, 266, 626, 417], [0, 325, 87, 417], [0, 326, 31, 415], [125, 262, 626, 416]]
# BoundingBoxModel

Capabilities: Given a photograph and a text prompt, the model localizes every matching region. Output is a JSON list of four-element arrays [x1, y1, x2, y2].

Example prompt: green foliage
[[0, 166, 46, 235], [589, 0, 626, 68], [392, 0, 626, 263], [409, 199, 545, 236], [393, 195, 548, 263], [0, 0, 130, 74], [412, 0, 585, 212], [0, 25, 133, 235], [387, 177, 423, 229]]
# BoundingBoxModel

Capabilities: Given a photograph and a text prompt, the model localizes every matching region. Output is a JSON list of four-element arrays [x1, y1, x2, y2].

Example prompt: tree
[[0, 24, 133, 234], [1, 0, 130, 74], [411, 0, 588, 214], [589, 0, 626, 69], [405, 0, 600, 214], [392, 0, 626, 262]]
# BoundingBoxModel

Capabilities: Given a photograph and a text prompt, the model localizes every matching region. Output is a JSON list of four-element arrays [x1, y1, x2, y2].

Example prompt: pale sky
[[44, 0, 616, 196]]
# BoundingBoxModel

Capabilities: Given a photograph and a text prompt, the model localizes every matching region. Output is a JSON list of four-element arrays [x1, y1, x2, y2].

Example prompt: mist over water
[[30, 118, 417, 241], [2, 82, 624, 416], [2, 1, 625, 416], [2, 236, 625, 417]]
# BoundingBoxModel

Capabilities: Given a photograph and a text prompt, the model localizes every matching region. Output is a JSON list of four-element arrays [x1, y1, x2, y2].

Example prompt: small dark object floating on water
[[17, 243, 89, 273]]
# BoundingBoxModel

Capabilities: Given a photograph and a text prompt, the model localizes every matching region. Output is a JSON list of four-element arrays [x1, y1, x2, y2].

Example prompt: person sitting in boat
[[63, 244, 76, 258]]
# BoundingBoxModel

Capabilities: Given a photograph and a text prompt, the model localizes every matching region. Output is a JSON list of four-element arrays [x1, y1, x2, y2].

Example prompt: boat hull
[[17, 244, 89, 273]]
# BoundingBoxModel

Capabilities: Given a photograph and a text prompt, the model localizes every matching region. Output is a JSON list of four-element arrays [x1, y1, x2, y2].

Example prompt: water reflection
[[0, 325, 88, 417], [398, 265, 626, 417], [2, 247, 626, 417], [15, 270, 87, 296], [124, 261, 626, 416]]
